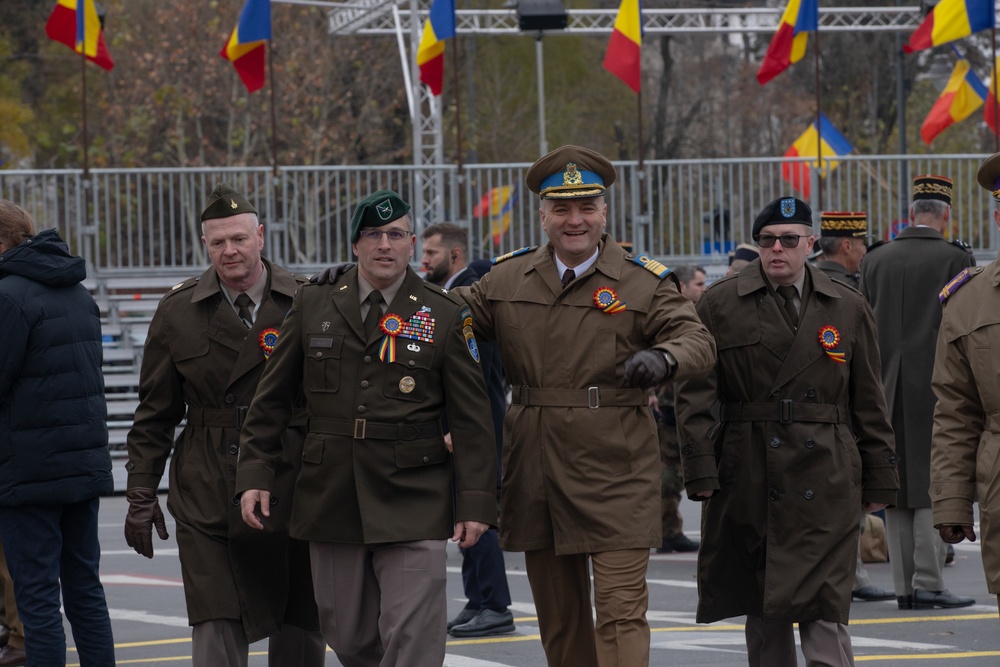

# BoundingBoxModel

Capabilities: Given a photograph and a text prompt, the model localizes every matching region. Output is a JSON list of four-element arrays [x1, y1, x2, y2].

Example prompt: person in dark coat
[[123, 184, 325, 666], [0, 200, 115, 666], [421, 222, 516, 638], [676, 196, 898, 667], [859, 175, 976, 611]]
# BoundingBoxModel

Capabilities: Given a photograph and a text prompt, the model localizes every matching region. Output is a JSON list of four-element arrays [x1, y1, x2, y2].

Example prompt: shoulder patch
[[939, 266, 984, 303], [631, 254, 672, 279], [492, 246, 537, 265]]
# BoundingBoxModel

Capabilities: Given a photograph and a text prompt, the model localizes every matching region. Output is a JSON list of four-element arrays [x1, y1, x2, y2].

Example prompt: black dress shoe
[[946, 544, 955, 565], [449, 608, 515, 637], [656, 534, 700, 553], [852, 585, 895, 601], [0, 645, 25, 667], [912, 588, 975, 609], [897, 595, 913, 610], [447, 608, 477, 631]]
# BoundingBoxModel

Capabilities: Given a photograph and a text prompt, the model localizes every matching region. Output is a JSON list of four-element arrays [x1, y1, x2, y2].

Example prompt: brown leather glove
[[124, 488, 169, 558], [624, 349, 674, 389], [309, 262, 356, 285], [937, 524, 976, 544]]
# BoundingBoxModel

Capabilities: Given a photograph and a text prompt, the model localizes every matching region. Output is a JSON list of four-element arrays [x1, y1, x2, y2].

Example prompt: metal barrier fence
[[2, 153, 997, 275]]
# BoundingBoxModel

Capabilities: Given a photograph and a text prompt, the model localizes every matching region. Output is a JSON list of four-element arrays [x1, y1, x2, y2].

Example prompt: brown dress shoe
[[0, 645, 25, 667]]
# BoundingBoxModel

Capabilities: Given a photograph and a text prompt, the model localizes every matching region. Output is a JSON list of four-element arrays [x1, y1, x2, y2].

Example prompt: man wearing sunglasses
[[676, 196, 898, 667]]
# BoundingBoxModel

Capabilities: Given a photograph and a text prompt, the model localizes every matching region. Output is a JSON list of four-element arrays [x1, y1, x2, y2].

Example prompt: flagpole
[[269, 41, 279, 175], [450, 38, 463, 177], [813, 26, 823, 211], [992, 27, 999, 152], [637, 87, 645, 218], [80, 34, 90, 179]]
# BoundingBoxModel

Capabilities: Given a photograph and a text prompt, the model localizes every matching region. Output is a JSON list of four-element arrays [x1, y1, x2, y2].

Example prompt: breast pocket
[[304, 333, 344, 393], [384, 344, 434, 403]]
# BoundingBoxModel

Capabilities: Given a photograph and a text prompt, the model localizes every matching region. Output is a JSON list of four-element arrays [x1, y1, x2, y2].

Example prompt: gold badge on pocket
[[399, 376, 416, 394]]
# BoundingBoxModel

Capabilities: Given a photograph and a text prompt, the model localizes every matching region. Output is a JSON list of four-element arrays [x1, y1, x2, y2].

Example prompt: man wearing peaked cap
[[931, 152, 1000, 615], [125, 183, 326, 665], [816, 211, 868, 290], [676, 195, 897, 666], [449, 145, 716, 667], [860, 174, 976, 613]]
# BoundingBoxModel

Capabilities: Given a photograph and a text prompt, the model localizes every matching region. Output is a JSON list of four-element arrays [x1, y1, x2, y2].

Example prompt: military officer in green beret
[[931, 152, 1000, 616], [124, 184, 325, 666], [450, 145, 716, 667], [236, 189, 498, 666]]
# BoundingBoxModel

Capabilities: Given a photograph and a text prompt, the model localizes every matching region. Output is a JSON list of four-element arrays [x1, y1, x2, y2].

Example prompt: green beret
[[350, 189, 412, 242], [525, 145, 617, 199], [200, 183, 257, 222]]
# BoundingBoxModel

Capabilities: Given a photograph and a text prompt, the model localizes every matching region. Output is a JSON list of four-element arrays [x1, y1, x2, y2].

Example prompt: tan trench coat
[[125, 260, 318, 642], [676, 261, 898, 625], [931, 258, 1000, 593], [452, 237, 716, 554]]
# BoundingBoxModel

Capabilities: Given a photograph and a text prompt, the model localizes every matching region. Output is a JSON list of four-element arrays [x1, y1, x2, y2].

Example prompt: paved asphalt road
[[82, 494, 998, 666]]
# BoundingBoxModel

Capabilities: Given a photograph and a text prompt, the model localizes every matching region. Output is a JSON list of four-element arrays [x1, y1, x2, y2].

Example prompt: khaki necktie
[[234, 293, 254, 328], [776, 285, 799, 329], [364, 290, 384, 338], [560, 268, 576, 289]]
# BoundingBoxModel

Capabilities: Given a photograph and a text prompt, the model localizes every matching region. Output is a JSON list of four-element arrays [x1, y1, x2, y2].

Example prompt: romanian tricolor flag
[[781, 114, 854, 199], [603, 0, 642, 93], [474, 185, 518, 246], [220, 0, 271, 93], [904, 0, 994, 54], [921, 59, 987, 144], [45, 0, 114, 71], [756, 0, 818, 85], [985, 56, 1000, 134], [417, 0, 456, 96]]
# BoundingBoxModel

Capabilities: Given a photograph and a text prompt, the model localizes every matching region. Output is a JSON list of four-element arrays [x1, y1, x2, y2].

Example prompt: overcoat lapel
[[331, 268, 366, 343], [193, 266, 246, 355], [770, 266, 843, 392]]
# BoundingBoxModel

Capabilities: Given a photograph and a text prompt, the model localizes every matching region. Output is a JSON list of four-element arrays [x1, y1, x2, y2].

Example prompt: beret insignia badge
[[780, 198, 796, 218], [376, 200, 393, 220], [230, 198, 238, 209]]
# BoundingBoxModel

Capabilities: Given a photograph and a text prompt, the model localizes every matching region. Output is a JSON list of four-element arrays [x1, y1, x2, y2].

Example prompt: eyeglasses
[[358, 229, 413, 243], [756, 234, 809, 249]]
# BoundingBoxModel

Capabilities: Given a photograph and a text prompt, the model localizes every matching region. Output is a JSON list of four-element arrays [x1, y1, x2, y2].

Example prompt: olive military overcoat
[[676, 261, 898, 625], [452, 237, 716, 554], [125, 259, 318, 642]]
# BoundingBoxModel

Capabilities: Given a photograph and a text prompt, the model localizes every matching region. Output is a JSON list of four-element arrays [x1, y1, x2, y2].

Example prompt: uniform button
[[364, 355, 372, 364], [683, 445, 693, 456], [228, 444, 239, 455], [409, 360, 415, 366], [769, 490, 779, 501], [771, 390, 780, 398], [888, 455, 897, 464], [805, 438, 815, 449], [270, 496, 279, 507], [769, 437, 780, 448], [805, 387, 816, 398], [231, 495, 240, 506], [361, 380, 370, 389], [804, 489, 815, 500], [357, 405, 367, 414], [125, 461, 135, 471], [422, 456, 429, 463], [315, 351, 323, 358], [225, 394, 235, 404]]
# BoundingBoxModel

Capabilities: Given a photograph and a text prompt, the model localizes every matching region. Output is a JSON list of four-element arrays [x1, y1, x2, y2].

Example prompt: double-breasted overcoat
[[676, 261, 898, 625]]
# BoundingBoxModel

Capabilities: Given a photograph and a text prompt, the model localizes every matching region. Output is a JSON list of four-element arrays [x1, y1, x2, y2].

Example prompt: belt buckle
[[588, 386, 601, 409], [354, 419, 367, 439], [779, 399, 793, 425]]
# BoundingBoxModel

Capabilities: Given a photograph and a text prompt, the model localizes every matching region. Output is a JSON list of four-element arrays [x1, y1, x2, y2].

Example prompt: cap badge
[[818, 325, 846, 364], [593, 287, 627, 314], [563, 163, 583, 186], [230, 198, 238, 209], [376, 200, 393, 220], [780, 198, 796, 218]]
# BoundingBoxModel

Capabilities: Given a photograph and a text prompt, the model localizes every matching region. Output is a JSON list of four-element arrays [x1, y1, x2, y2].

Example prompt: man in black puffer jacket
[[0, 199, 115, 666]]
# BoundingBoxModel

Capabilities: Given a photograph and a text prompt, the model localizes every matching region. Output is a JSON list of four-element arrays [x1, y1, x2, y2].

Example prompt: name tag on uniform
[[309, 338, 334, 348]]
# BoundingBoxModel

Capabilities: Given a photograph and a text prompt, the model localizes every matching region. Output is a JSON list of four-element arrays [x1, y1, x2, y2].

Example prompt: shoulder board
[[866, 239, 888, 253], [939, 266, 984, 303], [951, 238, 974, 253], [631, 254, 672, 279], [492, 246, 537, 264], [162, 276, 198, 299]]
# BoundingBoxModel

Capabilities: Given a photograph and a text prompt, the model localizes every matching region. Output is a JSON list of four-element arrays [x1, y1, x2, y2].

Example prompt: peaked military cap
[[912, 174, 952, 205], [525, 145, 617, 199], [200, 183, 257, 222], [820, 211, 868, 238], [751, 196, 813, 239], [977, 152, 1000, 201], [350, 189, 412, 242]]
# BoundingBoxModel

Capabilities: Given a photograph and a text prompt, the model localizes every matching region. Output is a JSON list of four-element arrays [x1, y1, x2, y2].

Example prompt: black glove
[[124, 487, 169, 558], [310, 262, 356, 285], [624, 349, 673, 389]]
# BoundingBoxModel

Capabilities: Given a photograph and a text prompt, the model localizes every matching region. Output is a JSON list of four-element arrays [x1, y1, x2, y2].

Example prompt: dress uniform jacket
[[816, 260, 859, 290], [859, 226, 974, 508], [236, 266, 497, 543], [125, 259, 317, 642], [452, 237, 716, 555], [931, 259, 1000, 593], [676, 261, 898, 625]]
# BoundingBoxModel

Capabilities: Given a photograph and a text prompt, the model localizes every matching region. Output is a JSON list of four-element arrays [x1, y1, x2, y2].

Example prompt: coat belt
[[720, 401, 845, 425], [185, 406, 307, 428], [308, 418, 441, 441], [512, 386, 648, 409]]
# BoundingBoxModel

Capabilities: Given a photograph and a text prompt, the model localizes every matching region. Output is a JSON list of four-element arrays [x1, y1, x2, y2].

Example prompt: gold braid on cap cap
[[992, 188, 1000, 202], [912, 182, 952, 198]]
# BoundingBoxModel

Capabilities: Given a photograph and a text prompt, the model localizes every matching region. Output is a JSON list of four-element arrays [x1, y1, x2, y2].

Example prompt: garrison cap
[[820, 211, 868, 238], [976, 152, 1000, 201], [350, 189, 411, 243], [525, 145, 617, 199], [912, 174, 952, 205], [200, 183, 257, 222], [731, 242, 760, 264], [751, 196, 813, 239]]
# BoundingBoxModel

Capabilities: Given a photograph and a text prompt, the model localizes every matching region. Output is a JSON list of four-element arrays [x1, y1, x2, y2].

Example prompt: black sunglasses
[[755, 234, 810, 249]]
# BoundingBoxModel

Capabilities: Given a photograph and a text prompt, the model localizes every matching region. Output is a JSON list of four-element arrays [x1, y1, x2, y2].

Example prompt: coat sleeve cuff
[[234, 461, 275, 495], [861, 489, 896, 507], [456, 490, 498, 527], [126, 473, 161, 490], [684, 476, 720, 501], [932, 498, 975, 528]]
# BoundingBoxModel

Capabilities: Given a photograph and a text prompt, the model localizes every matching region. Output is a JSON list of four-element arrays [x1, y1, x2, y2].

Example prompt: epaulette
[[492, 246, 536, 265], [631, 253, 672, 279], [866, 239, 887, 253], [162, 276, 198, 301], [952, 238, 974, 254], [939, 265, 984, 303]]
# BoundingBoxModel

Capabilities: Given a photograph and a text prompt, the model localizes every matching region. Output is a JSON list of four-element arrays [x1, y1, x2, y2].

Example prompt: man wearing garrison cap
[[450, 145, 716, 667], [237, 189, 497, 666], [860, 175, 977, 612], [676, 196, 897, 666], [124, 183, 325, 665], [931, 153, 1000, 616], [815, 211, 869, 289], [726, 242, 760, 277]]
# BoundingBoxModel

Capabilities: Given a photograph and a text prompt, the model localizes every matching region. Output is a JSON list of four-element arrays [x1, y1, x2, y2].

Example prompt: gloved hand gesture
[[624, 349, 672, 389], [310, 262, 356, 285], [938, 524, 976, 544], [124, 487, 169, 558]]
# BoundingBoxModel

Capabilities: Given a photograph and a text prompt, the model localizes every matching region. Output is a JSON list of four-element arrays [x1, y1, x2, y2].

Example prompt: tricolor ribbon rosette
[[259, 328, 279, 359], [593, 287, 627, 314], [818, 325, 846, 364], [378, 314, 404, 362]]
